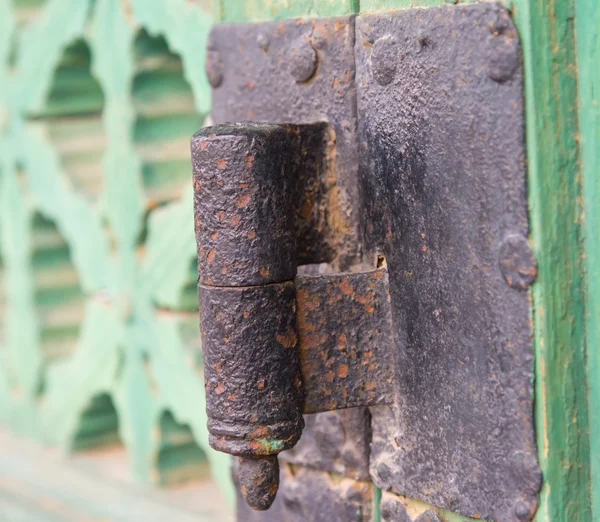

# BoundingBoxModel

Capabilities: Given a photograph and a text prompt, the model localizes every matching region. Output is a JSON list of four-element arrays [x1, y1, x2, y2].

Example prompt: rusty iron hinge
[[192, 123, 394, 510], [191, 4, 541, 522]]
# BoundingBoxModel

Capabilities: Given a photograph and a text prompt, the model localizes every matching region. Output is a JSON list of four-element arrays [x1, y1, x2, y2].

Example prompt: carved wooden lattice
[[0, 0, 233, 503]]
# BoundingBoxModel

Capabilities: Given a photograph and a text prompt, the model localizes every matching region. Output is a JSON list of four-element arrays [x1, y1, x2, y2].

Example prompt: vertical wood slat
[[576, 0, 600, 518], [515, 0, 592, 519]]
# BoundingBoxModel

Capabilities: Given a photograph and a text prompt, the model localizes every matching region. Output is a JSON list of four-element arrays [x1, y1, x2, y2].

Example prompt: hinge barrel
[[192, 122, 394, 511], [192, 123, 305, 510]]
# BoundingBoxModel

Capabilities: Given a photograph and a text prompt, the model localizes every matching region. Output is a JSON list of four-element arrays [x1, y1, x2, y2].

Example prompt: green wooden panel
[[219, 0, 358, 21], [576, 0, 600, 518], [0, 0, 234, 510], [513, 0, 592, 519]]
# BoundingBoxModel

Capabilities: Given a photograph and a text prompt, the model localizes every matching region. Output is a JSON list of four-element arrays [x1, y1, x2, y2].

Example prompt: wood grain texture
[[219, 0, 358, 21], [0, 428, 233, 522], [575, 0, 600, 518]]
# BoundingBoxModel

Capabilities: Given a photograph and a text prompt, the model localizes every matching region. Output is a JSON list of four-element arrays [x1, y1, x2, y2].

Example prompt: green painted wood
[[219, 0, 358, 21], [0, 428, 233, 522], [0, 0, 235, 510], [576, 0, 600, 519], [360, 0, 484, 8], [512, 0, 592, 519]]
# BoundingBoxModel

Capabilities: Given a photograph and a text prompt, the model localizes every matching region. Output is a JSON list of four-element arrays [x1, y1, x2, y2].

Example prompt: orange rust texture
[[296, 269, 391, 414], [275, 328, 298, 348]]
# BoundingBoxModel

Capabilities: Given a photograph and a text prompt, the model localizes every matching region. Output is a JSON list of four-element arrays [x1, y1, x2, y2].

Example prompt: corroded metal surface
[[236, 462, 373, 522], [280, 408, 371, 481], [296, 269, 394, 413], [192, 122, 392, 511], [198, 5, 539, 520], [192, 123, 297, 286], [193, 123, 305, 510], [198, 283, 303, 457], [205, 18, 373, 510], [356, 5, 540, 521], [208, 16, 360, 270]]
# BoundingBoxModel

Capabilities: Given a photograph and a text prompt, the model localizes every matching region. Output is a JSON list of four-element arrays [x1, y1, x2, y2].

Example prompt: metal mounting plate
[[209, 15, 360, 270], [207, 4, 540, 521], [208, 14, 373, 484], [356, 4, 540, 521]]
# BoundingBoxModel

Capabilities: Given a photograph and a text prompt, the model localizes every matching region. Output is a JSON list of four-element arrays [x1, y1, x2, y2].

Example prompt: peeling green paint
[[576, 0, 600, 518], [220, 0, 358, 21]]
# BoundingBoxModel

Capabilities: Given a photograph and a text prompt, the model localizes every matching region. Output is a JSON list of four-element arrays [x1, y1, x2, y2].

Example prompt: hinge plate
[[356, 5, 539, 521], [207, 4, 540, 521]]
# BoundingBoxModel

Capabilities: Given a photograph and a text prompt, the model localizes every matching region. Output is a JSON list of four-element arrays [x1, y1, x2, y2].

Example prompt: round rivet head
[[257, 32, 270, 52], [513, 501, 531, 521], [311, 29, 327, 50], [205, 49, 224, 88], [499, 235, 537, 290], [371, 36, 397, 86], [488, 20, 520, 82], [288, 40, 317, 82], [376, 462, 392, 483]]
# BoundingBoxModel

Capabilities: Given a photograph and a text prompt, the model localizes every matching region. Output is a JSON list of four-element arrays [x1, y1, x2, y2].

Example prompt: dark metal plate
[[209, 15, 372, 481], [280, 409, 371, 481], [236, 462, 373, 522], [209, 16, 360, 270], [355, 5, 540, 521], [297, 269, 394, 414]]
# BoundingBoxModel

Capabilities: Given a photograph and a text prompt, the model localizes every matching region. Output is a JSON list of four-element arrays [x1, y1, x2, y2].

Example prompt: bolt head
[[488, 18, 519, 82], [371, 36, 398, 86], [499, 235, 537, 290], [288, 40, 317, 83], [514, 501, 531, 521], [205, 49, 224, 88], [257, 32, 270, 52], [376, 462, 392, 483]]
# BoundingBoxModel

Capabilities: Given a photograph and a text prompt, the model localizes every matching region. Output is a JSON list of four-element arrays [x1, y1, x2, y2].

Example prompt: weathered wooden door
[[0, 1, 597, 522]]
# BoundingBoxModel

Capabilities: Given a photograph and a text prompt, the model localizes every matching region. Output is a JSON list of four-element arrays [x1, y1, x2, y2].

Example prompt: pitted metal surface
[[279, 408, 372, 481], [356, 4, 539, 521], [196, 4, 539, 520], [208, 15, 360, 270], [192, 122, 394, 510], [235, 462, 373, 522], [296, 269, 394, 414], [205, 16, 374, 494]]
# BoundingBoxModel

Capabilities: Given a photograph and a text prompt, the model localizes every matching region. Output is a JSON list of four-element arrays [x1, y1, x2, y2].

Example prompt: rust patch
[[337, 364, 349, 378], [276, 328, 298, 348], [236, 194, 252, 208], [339, 279, 355, 296], [206, 248, 216, 264]]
